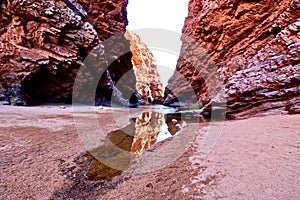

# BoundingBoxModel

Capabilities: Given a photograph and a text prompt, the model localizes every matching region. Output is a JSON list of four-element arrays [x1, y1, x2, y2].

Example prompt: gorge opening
[[127, 0, 189, 88]]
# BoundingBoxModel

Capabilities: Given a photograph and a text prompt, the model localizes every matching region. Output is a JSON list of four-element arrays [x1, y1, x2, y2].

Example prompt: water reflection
[[132, 111, 164, 156], [84, 109, 202, 181]]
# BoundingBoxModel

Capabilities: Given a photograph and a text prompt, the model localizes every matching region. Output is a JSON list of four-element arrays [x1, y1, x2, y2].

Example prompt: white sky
[[127, 0, 189, 86]]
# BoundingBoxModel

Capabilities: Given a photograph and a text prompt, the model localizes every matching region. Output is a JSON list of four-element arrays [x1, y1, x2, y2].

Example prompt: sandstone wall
[[0, 0, 137, 106], [125, 30, 164, 104], [166, 0, 300, 118]]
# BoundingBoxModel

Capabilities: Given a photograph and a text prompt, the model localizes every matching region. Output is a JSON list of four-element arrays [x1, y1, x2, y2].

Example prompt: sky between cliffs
[[127, 0, 189, 86]]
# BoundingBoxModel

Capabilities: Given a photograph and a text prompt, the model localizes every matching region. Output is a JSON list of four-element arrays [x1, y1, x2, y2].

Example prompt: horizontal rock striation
[[166, 0, 300, 118], [125, 30, 164, 104], [0, 0, 139, 106]]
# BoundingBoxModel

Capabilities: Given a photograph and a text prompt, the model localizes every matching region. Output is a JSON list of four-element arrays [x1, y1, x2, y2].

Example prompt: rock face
[[166, 0, 300, 118], [125, 30, 164, 104], [0, 0, 139, 106]]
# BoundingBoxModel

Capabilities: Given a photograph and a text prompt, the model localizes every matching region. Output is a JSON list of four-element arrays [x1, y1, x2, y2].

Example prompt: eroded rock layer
[[0, 0, 138, 106], [125, 30, 164, 104], [166, 0, 300, 118]]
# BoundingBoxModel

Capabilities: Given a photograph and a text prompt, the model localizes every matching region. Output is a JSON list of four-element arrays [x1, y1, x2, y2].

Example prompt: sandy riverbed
[[0, 105, 299, 199]]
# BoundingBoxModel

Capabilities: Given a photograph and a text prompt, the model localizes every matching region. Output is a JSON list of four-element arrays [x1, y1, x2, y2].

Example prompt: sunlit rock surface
[[125, 30, 164, 104], [166, 0, 300, 118], [0, 0, 138, 106]]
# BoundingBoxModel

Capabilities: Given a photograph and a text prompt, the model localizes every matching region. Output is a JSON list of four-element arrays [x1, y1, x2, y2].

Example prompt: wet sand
[[0, 105, 299, 199]]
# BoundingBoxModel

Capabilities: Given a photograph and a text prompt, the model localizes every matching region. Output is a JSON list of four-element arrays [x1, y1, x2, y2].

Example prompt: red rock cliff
[[125, 30, 164, 104], [166, 0, 300, 118], [0, 0, 139, 106]]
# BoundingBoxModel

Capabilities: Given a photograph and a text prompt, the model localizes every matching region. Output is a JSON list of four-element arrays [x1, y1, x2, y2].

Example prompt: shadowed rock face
[[125, 30, 164, 104], [166, 0, 300, 118], [0, 0, 138, 106]]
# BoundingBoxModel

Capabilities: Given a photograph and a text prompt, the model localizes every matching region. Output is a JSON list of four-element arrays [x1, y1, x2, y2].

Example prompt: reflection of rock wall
[[131, 111, 164, 156], [88, 111, 165, 177], [125, 30, 164, 103], [0, 0, 137, 106], [166, 0, 300, 118]]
